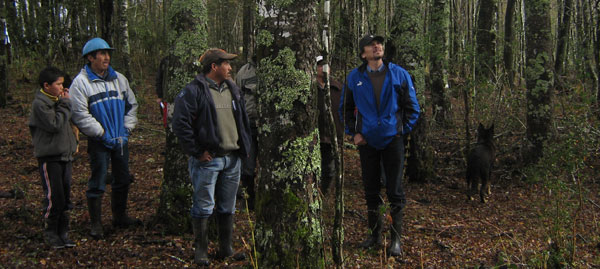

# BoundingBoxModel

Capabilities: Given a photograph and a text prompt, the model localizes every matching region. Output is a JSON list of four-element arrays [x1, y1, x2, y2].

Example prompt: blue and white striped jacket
[[70, 65, 138, 149]]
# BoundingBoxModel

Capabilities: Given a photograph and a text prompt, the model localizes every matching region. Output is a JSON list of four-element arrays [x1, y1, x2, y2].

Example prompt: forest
[[1, 0, 599, 268]]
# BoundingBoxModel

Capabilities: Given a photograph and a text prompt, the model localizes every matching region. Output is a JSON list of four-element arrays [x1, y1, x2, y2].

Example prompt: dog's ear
[[478, 122, 484, 131], [489, 123, 494, 132]]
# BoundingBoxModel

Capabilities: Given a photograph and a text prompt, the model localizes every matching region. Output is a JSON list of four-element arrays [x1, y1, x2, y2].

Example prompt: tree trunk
[[524, 0, 553, 164], [98, 0, 114, 43], [555, 0, 572, 92], [115, 0, 133, 82], [242, 0, 255, 61], [155, 0, 208, 234], [254, 1, 324, 267], [1, 0, 7, 108], [388, 0, 433, 183], [429, 0, 450, 126], [596, 0, 600, 111], [504, 0, 516, 88], [476, 0, 496, 80]]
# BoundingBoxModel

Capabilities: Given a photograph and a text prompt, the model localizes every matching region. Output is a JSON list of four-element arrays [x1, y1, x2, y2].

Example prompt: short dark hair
[[202, 58, 227, 74], [38, 67, 65, 88]]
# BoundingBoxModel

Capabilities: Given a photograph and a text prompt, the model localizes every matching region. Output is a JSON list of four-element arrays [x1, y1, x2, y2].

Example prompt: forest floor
[[1, 75, 599, 268]]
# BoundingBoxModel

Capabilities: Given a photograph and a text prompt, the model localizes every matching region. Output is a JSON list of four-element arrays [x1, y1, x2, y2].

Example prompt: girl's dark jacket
[[28, 91, 78, 162], [172, 74, 252, 158]]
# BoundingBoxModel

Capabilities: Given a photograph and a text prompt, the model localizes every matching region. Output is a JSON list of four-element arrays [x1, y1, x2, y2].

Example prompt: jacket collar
[[85, 64, 118, 81]]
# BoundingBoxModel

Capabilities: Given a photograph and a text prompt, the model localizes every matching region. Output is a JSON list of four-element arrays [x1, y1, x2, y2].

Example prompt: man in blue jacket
[[340, 34, 420, 257], [172, 48, 251, 265], [71, 37, 140, 239]]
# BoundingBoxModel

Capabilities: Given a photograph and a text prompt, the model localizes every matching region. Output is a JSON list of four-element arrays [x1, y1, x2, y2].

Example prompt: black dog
[[466, 123, 495, 203]]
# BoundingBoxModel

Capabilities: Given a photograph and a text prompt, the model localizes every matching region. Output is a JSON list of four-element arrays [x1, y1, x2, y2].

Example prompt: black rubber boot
[[44, 216, 65, 249], [358, 207, 382, 249], [111, 190, 142, 228], [58, 211, 76, 247], [388, 208, 403, 257], [216, 214, 245, 261], [241, 175, 255, 210], [192, 217, 210, 266], [87, 197, 104, 239], [217, 214, 234, 259]]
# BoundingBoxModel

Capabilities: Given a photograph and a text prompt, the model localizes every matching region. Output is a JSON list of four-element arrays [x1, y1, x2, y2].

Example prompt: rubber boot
[[111, 190, 142, 228], [192, 218, 210, 266], [388, 208, 403, 257], [87, 197, 104, 239], [217, 214, 234, 259], [241, 175, 255, 210], [58, 211, 76, 247], [358, 208, 382, 249], [44, 216, 65, 249]]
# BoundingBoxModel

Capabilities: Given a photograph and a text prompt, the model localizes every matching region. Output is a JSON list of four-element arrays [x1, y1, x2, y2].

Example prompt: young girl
[[29, 67, 78, 248]]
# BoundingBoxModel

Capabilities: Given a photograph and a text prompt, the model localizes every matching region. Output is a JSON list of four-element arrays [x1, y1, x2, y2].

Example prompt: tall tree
[[524, 0, 553, 164], [241, 0, 255, 61], [115, 0, 133, 81], [155, 0, 208, 233], [475, 0, 496, 80], [388, 0, 433, 183], [1, 1, 7, 108], [429, 0, 450, 125], [555, 0, 572, 92], [503, 0, 516, 88], [98, 0, 114, 42], [254, 1, 324, 267]]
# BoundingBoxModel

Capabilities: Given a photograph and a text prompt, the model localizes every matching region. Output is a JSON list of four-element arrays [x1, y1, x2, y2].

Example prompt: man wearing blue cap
[[340, 34, 420, 257], [70, 37, 140, 239]]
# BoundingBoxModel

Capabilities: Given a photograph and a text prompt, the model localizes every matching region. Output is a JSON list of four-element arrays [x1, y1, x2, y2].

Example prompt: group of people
[[29, 33, 420, 265]]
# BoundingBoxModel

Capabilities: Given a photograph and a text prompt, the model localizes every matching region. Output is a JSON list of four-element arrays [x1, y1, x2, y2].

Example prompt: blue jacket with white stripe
[[340, 61, 420, 150], [70, 65, 138, 149]]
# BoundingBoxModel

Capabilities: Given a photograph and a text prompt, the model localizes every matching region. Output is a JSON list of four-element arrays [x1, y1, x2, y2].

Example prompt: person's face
[[87, 50, 111, 75], [44, 77, 65, 97], [317, 64, 324, 78], [213, 60, 232, 82], [361, 40, 384, 61]]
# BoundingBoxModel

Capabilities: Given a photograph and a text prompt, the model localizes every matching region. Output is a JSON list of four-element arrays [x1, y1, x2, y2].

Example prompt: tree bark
[[155, 0, 208, 234], [429, 0, 450, 126], [524, 0, 553, 164], [115, 0, 133, 81], [554, 0, 572, 92], [388, 0, 433, 183], [98, 0, 114, 43], [254, 1, 324, 267], [242, 0, 255, 61], [504, 0, 516, 88], [1, 0, 7, 108], [476, 0, 496, 80]]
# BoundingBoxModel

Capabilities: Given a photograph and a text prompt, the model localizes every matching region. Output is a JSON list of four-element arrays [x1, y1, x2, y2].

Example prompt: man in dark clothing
[[235, 58, 258, 210], [172, 48, 251, 265], [340, 34, 420, 257], [316, 55, 344, 195]]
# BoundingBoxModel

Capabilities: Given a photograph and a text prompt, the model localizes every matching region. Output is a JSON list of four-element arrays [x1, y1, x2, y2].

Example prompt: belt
[[213, 150, 233, 157]]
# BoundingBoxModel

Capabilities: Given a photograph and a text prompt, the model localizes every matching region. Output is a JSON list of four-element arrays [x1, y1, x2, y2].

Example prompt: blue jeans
[[86, 139, 132, 198], [189, 154, 241, 218]]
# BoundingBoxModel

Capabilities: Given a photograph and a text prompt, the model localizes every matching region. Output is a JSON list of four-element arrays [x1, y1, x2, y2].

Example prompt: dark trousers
[[86, 139, 132, 198], [39, 160, 73, 220], [358, 136, 406, 210]]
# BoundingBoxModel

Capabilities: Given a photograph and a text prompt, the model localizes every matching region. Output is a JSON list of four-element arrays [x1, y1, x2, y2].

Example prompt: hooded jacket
[[28, 90, 78, 161], [70, 65, 138, 149], [172, 74, 252, 158], [340, 62, 420, 150]]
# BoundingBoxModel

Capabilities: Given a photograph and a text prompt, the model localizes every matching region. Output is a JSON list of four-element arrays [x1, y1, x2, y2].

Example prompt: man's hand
[[197, 150, 213, 162], [353, 133, 367, 146]]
